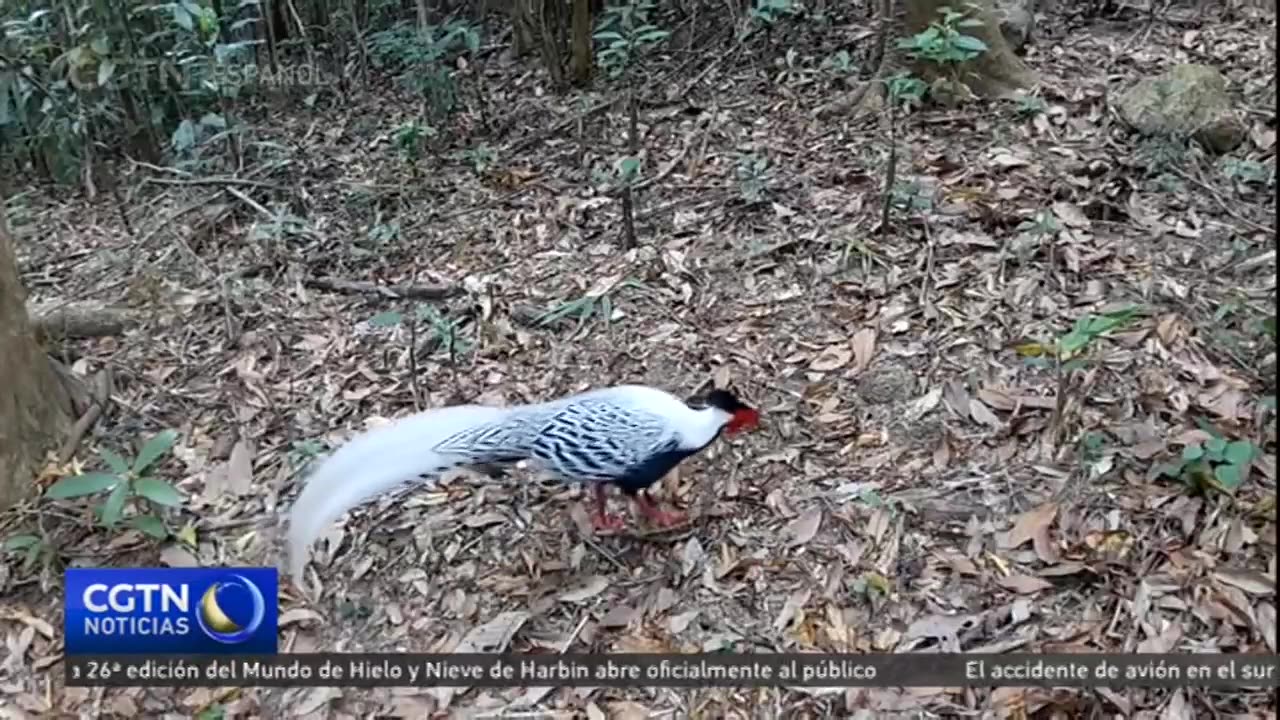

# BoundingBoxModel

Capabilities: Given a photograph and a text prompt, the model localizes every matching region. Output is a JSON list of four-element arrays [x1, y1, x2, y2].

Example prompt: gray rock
[[1115, 63, 1247, 154]]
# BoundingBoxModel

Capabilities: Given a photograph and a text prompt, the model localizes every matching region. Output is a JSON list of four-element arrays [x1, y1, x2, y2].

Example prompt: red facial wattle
[[728, 408, 760, 433]]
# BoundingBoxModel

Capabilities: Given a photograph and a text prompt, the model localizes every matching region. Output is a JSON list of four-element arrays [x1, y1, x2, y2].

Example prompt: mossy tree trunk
[[904, 0, 1035, 97], [0, 197, 71, 511]]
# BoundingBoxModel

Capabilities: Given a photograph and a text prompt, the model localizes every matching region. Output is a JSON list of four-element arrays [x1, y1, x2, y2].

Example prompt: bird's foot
[[592, 512, 626, 532], [635, 495, 687, 528], [648, 508, 688, 527]]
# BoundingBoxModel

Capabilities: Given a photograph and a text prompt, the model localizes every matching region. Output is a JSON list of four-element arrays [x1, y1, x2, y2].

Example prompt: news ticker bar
[[65, 653, 1279, 689]]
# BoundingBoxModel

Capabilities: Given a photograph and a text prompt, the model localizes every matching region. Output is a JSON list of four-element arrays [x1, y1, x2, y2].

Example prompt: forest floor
[[1, 2, 1276, 719]]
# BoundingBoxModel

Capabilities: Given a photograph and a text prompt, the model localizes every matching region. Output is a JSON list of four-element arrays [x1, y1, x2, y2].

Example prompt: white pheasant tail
[[285, 384, 759, 586]]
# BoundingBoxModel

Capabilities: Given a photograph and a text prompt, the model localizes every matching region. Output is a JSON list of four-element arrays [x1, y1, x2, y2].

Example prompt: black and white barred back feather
[[286, 384, 759, 586]]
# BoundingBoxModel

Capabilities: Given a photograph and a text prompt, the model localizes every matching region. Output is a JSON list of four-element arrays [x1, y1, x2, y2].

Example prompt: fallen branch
[[1236, 248, 1276, 272], [30, 302, 136, 341], [143, 176, 289, 192], [304, 277, 461, 300]]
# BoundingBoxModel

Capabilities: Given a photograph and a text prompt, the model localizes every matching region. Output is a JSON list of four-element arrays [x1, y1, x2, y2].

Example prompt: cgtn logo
[[65, 568, 278, 655]]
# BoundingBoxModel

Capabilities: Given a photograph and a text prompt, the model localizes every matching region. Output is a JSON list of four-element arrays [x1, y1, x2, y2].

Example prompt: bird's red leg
[[633, 491, 687, 528], [592, 483, 625, 532]]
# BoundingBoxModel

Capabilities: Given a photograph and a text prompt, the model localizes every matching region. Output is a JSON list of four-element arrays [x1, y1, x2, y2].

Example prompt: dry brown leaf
[[787, 508, 823, 547], [608, 701, 652, 720], [1137, 621, 1183, 654], [668, 609, 699, 634], [969, 399, 1001, 428], [997, 574, 1053, 595], [713, 365, 732, 390], [977, 387, 1017, 411], [1214, 568, 1276, 596], [225, 436, 254, 496], [1032, 524, 1059, 564], [159, 544, 199, 568], [809, 344, 852, 372], [0, 609, 55, 640], [1004, 503, 1058, 550], [773, 588, 811, 632], [462, 511, 507, 528], [599, 604, 637, 628], [387, 697, 437, 718], [293, 687, 341, 717], [943, 380, 972, 417], [850, 328, 877, 374], [1256, 602, 1276, 652], [430, 610, 531, 709], [559, 576, 610, 603], [680, 537, 705, 578], [866, 508, 892, 545], [990, 151, 1030, 168], [454, 611, 530, 653], [568, 503, 594, 536], [278, 608, 325, 628], [1052, 201, 1090, 229], [1161, 689, 1193, 720], [109, 695, 139, 716]]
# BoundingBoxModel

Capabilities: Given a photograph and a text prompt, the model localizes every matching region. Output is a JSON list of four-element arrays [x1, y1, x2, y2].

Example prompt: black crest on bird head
[[704, 388, 749, 413]]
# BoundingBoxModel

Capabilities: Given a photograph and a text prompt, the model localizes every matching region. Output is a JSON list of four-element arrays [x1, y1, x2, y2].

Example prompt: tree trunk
[[0, 197, 71, 511], [570, 0, 592, 86], [903, 0, 1035, 98]]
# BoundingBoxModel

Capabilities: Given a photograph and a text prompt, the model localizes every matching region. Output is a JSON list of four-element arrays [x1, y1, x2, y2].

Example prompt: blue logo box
[[64, 567, 278, 655]]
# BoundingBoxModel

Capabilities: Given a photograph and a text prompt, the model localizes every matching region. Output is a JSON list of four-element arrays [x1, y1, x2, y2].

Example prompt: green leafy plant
[[1221, 157, 1274, 187], [43, 430, 185, 539], [3, 533, 55, 574], [822, 50, 856, 76], [536, 279, 647, 341], [368, 304, 472, 359], [750, 0, 799, 27], [886, 72, 928, 109], [284, 439, 328, 478], [368, 20, 480, 119], [896, 6, 988, 67], [247, 209, 315, 244], [195, 704, 226, 720], [1019, 306, 1142, 448], [458, 144, 497, 174], [1135, 135, 1188, 176], [1016, 209, 1060, 238], [888, 180, 934, 213], [394, 121, 434, 177], [1159, 421, 1257, 494], [594, 0, 669, 79], [1014, 95, 1048, 117], [1021, 305, 1142, 372], [614, 155, 642, 188], [735, 153, 770, 204]]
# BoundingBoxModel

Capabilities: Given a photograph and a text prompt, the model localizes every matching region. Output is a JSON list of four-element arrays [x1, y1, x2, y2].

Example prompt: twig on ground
[[1168, 165, 1275, 236], [223, 186, 276, 221], [143, 176, 288, 191], [506, 97, 618, 156], [303, 277, 461, 300]]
